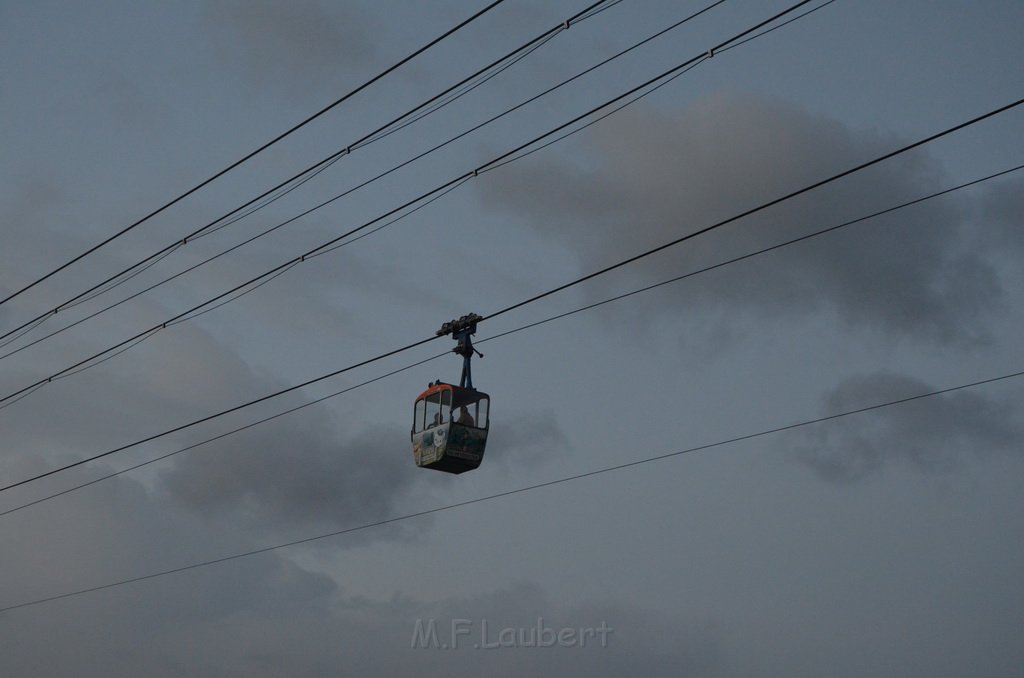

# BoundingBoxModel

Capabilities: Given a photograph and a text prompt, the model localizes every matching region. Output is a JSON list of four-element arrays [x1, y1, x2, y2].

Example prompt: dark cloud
[[158, 418, 429, 542], [3, 428, 710, 676], [487, 412, 566, 471], [158, 405, 565, 541], [0, 319, 280, 481], [476, 92, 1016, 346], [206, 0, 378, 91], [0, 462, 341, 677], [980, 174, 1024, 256], [2, 283, 565, 547], [791, 372, 1021, 483]]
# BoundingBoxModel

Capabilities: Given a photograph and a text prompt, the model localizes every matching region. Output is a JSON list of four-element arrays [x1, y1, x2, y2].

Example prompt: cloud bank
[[478, 92, 1020, 346], [792, 372, 1020, 483]]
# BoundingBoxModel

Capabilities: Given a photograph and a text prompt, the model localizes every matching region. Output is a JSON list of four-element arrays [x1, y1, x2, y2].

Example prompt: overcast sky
[[1, 1, 1022, 675]]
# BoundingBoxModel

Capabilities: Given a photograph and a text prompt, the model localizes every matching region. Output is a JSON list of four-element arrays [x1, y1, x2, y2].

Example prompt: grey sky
[[1, 1, 1022, 676]]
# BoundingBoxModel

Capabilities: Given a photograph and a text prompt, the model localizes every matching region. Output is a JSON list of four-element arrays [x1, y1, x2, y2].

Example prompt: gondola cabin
[[412, 382, 489, 474]]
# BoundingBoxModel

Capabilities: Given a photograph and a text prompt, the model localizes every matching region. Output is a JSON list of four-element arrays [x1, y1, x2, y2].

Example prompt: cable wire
[[4, 161, 1018, 519], [0, 0, 824, 408], [0, 179, 475, 409], [0, 333, 444, 494], [0, 0, 614, 346], [0, 351, 450, 520], [1, 92, 1019, 491], [717, 0, 837, 54], [481, 95, 1024, 322], [1, 146, 1018, 504], [478, 0, 842, 172], [0, 0, 511, 311], [3, 366, 1021, 614], [0, 0, 730, 364]]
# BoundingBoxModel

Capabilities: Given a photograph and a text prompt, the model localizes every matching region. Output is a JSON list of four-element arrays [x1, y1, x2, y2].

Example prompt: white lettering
[[537, 617, 557, 648], [410, 619, 440, 649], [451, 619, 472, 650], [498, 627, 516, 648], [596, 621, 613, 648], [480, 618, 499, 649], [412, 617, 613, 650]]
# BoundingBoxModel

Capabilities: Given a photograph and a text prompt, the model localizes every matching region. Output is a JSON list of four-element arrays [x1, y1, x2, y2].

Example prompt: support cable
[[1, 156, 1018, 505], [0, 0, 612, 343], [480, 96, 1024, 323], [0, 0, 512, 308], [0, 0, 729, 363], [2, 366, 1021, 614], [0, 0, 827, 408]]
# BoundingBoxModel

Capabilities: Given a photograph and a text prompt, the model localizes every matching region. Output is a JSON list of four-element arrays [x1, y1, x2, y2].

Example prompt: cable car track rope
[[2, 366, 1021, 614], [0, 165, 1016, 521], [0, 0, 512, 309], [2, 156, 1020, 506], [0, 0, 619, 343], [1, 90, 1020, 424], [0, 0, 733, 363], [0, 0, 839, 408]]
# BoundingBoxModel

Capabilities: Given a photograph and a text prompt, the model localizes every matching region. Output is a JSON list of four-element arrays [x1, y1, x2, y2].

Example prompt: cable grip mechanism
[[437, 313, 484, 389]]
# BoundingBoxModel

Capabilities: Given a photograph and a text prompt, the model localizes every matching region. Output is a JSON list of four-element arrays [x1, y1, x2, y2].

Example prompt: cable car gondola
[[411, 314, 490, 474]]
